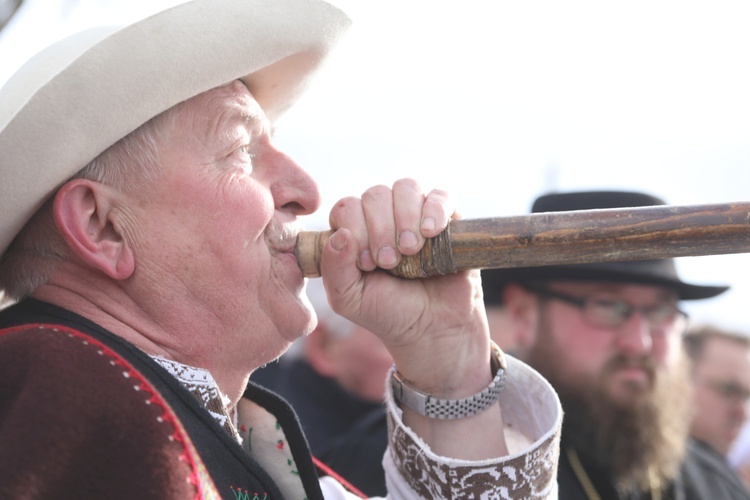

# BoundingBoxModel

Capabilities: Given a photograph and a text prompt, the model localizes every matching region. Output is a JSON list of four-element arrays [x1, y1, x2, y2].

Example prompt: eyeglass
[[524, 284, 689, 332], [703, 379, 750, 405]]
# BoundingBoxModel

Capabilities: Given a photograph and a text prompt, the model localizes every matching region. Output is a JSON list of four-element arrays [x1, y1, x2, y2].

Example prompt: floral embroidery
[[229, 486, 268, 500], [387, 410, 559, 498]]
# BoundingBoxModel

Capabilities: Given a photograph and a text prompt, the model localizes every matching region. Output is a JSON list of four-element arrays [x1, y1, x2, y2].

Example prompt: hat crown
[[531, 190, 666, 213]]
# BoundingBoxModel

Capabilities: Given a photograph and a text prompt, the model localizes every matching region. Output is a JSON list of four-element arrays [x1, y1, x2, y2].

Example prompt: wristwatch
[[390, 341, 507, 419]]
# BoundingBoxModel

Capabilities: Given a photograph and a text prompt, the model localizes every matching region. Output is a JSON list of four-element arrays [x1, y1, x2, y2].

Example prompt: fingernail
[[398, 230, 418, 249], [359, 250, 375, 269], [377, 246, 398, 267], [421, 217, 436, 231], [330, 230, 347, 251]]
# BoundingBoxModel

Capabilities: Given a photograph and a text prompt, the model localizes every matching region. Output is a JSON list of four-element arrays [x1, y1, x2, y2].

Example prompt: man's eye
[[225, 145, 254, 173], [591, 299, 625, 313], [649, 304, 676, 321]]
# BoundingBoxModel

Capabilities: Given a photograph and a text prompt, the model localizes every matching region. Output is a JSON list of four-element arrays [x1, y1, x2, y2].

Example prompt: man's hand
[[318, 179, 507, 459]]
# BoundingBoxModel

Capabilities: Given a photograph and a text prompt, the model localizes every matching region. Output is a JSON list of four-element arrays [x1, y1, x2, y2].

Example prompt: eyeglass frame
[[522, 283, 689, 334]]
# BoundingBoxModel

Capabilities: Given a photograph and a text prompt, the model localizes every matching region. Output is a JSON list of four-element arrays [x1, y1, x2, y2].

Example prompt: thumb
[[319, 227, 364, 320]]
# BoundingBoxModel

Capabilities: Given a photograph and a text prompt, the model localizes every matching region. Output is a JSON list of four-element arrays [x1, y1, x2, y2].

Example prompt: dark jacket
[[0, 299, 324, 500], [558, 437, 750, 500]]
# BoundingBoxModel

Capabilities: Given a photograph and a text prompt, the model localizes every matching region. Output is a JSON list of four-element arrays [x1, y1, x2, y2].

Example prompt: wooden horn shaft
[[295, 201, 750, 279]]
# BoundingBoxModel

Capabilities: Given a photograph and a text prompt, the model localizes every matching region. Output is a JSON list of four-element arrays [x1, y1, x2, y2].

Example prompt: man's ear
[[304, 327, 338, 377], [502, 284, 540, 353], [52, 179, 135, 280]]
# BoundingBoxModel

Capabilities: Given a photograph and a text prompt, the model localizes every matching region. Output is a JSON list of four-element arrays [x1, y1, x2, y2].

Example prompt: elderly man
[[0, 0, 561, 498], [482, 190, 750, 499], [684, 325, 750, 459]]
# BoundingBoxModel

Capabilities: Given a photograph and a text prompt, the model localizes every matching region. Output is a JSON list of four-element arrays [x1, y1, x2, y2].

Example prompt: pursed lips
[[265, 218, 302, 256]]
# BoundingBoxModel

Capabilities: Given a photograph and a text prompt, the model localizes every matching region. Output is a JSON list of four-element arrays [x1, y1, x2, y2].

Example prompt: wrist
[[390, 340, 507, 419]]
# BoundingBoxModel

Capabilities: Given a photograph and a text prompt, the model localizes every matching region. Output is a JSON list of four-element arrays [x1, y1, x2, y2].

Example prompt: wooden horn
[[295, 201, 750, 279]]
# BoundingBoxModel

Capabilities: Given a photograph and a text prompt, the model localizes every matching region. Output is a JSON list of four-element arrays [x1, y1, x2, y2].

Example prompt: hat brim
[[0, 0, 350, 257], [482, 262, 729, 304]]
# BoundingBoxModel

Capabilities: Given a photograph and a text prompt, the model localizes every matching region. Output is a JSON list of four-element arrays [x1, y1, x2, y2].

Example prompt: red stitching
[[0, 323, 211, 499], [312, 455, 368, 499]]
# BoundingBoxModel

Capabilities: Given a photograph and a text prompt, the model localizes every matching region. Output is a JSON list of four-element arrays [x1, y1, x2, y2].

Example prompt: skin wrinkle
[[361, 270, 486, 398], [109, 195, 145, 256], [150, 92, 268, 292], [175, 89, 296, 378], [201, 82, 265, 171], [33, 273, 182, 362]]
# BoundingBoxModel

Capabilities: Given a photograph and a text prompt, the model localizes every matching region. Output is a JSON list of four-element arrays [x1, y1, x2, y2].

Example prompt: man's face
[[125, 81, 320, 363], [513, 280, 692, 487], [690, 336, 750, 454], [525, 281, 683, 407]]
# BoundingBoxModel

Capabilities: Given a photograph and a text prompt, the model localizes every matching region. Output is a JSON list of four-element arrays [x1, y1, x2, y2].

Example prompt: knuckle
[[361, 184, 391, 204]]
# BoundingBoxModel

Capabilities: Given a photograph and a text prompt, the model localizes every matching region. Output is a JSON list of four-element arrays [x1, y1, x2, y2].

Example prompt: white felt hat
[[0, 0, 350, 257]]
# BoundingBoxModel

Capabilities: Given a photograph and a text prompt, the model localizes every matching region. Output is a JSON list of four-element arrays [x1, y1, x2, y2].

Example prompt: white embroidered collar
[[149, 355, 240, 443]]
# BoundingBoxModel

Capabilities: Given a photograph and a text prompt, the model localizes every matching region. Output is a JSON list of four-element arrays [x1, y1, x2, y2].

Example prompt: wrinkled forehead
[[163, 81, 271, 144], [190, 81, 264, 121]]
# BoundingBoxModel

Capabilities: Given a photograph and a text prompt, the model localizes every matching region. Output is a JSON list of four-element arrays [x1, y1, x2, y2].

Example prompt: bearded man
[[482, 190, 750, 499]]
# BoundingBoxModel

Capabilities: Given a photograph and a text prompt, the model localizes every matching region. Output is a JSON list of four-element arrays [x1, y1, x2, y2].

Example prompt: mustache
[[265, 218, 302, 253], [603, 355, 657, 380]]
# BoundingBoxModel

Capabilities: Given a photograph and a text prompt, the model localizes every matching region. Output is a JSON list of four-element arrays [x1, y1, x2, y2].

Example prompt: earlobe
[[502, 284, 539, 352], [53, 179, 135, 280]]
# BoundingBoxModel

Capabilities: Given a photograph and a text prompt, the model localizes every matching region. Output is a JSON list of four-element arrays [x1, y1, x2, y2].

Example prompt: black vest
[[0, 299, 325, 500]]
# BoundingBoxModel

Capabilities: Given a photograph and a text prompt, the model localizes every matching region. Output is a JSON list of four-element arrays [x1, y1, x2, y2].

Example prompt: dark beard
[[525, 320, 693, 493]]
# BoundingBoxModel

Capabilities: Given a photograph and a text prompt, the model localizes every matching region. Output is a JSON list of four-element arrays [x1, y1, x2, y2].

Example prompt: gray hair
[[0, 107, 177, 304]]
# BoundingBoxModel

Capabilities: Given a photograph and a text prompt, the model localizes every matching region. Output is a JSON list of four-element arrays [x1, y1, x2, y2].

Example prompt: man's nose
[[616, 311, 653, 355], [269, 149, 322, 216]]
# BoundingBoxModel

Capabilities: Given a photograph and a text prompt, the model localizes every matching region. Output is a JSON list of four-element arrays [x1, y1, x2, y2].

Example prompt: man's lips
[[613, 366, 650, 382], [265, 218, 302, 255], [605, 357, 656, 386]]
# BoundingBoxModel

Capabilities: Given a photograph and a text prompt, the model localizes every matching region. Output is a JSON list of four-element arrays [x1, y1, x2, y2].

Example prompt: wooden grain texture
[[295, 202, 750, 278]]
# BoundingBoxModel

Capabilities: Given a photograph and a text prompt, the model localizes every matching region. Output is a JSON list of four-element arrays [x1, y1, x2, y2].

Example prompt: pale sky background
[[3, 0, 750, 331]]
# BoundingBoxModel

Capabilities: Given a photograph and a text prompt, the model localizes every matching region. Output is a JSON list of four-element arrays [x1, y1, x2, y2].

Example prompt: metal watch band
[[390, 341, 507, 419]]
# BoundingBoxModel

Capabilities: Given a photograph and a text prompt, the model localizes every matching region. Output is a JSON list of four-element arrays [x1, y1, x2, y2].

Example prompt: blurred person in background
[[684, 324, 750, 491]]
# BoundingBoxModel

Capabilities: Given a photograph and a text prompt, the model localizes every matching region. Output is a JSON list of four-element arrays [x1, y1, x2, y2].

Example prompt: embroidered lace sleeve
[[382, 355, 562, 499]]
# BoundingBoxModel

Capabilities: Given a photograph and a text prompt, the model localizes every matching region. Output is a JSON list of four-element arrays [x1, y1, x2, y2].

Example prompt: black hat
[[481, 190, 729, 304]]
